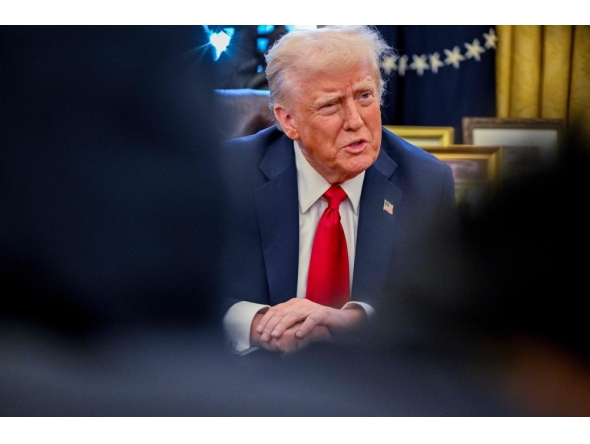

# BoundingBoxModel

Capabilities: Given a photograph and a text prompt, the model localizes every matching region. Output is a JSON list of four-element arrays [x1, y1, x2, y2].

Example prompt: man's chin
[[345, 151, 378, 173], [334, 163, 374, 183]]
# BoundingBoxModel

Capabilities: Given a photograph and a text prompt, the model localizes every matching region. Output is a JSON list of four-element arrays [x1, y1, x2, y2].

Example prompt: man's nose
[[342, 100, 364, 131]]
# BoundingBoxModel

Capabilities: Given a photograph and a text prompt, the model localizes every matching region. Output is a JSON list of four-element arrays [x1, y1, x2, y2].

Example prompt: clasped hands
[[250, 298, 366, 356]]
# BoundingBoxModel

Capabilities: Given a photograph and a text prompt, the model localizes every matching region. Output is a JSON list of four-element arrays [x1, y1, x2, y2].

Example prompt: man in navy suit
[[221, 26, 455, 356]]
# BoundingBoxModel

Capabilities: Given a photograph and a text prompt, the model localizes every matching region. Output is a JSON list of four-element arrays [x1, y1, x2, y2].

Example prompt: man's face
[[274, 62, 382, 184]]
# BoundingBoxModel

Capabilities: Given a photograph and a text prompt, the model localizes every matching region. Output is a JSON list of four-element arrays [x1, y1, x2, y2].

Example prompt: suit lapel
[[352, 147, 403, 301], [255, 135, 299, 305]]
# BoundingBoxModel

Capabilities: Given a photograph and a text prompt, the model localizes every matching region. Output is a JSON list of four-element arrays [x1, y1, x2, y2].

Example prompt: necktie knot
[[323, 185, 347, 209]]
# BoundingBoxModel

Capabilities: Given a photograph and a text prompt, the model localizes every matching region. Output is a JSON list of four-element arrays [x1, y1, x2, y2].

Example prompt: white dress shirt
[[223, 141, 374, 354]]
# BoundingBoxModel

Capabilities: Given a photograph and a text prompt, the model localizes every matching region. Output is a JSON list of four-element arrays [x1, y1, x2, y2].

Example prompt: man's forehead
[[308, 76, 376, 103], [294, 59, 375, 83], [301, 70, 377, 94], [283, 62, 379, 110]]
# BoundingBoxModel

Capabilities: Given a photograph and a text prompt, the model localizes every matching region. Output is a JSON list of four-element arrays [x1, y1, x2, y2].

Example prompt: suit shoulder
[[222, 126, 283, 152], [218, 126, 279, 173]]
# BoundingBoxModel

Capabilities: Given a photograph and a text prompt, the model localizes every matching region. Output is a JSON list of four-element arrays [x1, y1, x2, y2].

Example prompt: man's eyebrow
[[313, 94, 341, 108], [353, 80, 377, 92], [312, 79, 377, 108]]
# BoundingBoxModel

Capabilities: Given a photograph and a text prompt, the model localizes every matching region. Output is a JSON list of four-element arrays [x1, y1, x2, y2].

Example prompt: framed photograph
[[385, 125, 455, 147], [425, 145, 502, 216], [462, 118, 566, 180]]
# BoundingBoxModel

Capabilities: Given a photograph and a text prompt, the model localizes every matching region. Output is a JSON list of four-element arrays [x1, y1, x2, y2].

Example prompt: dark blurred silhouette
[[376, 126, 590, 416], [0, 26, 231, 415], [0, 26, 223, 333]]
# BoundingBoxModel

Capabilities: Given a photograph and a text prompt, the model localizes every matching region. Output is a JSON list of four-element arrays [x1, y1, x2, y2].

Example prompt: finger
[[256, 306, 289, 341], [259, 309, 297, 342], [258, 336, 280, 352], [259, 313, 282, 342], [258, 299, 317, 341], [268, 299, 323, 338], [262, 311, 301, 341], [256, 299, 296, 334], [277, 329, 305, 356], [256, 305, 280, 334], [257, 299, 300, 340], [294, 313, 322, 339], [269, 313, 306, 339]]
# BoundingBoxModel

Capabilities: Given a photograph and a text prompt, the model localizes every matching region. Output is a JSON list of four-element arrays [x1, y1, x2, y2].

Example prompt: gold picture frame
[[462, 117, 566, 180], [385, 125, 455, 148], [424, 145, 502, 216]]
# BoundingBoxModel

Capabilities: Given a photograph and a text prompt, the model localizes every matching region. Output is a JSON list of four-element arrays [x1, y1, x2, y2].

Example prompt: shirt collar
[[294, 141, 365, 215]]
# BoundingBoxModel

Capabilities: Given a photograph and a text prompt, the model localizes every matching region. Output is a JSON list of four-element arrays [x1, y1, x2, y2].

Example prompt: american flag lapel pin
[[383, 199, 394, 215]]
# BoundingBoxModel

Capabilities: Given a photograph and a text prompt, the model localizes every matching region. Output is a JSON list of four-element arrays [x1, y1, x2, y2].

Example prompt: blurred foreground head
[[379, 127, 590, 415], [0, 26, 223, 336]]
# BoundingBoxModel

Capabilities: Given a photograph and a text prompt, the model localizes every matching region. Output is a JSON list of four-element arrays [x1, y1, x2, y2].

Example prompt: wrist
[[249, 309, 268, 347], [328, 306, 367, 333]]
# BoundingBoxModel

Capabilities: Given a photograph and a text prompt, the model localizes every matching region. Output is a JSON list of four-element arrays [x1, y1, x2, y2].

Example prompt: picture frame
[[385, 125, 455, 148], [462, 118, 566, 180], [424, 145, 502, 216]]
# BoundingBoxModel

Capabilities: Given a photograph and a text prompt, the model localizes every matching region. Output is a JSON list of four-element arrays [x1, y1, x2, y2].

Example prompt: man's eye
[[319, 103, 337, 113], [360, 92, 372, 99]]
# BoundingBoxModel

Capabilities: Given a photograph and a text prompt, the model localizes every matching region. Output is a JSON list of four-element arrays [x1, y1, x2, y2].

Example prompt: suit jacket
[[219, 126, 455, 311]]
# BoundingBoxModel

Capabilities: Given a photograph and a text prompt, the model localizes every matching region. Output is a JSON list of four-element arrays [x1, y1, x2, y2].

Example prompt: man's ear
[[273, 105, 299, 140]]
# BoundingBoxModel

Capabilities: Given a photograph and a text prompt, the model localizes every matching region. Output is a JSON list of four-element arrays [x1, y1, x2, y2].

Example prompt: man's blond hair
[[265, 26, 394, 117]]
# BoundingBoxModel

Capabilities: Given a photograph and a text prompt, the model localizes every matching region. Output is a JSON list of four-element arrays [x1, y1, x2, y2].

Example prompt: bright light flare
[[208, 28, 234, 61]]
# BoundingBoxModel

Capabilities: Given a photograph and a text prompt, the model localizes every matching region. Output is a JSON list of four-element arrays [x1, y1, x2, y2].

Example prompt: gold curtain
[[496, 25, 590, 130]]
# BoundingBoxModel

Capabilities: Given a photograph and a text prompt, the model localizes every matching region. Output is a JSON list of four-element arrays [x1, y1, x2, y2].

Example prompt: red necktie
[[306, 185, 350, 309]]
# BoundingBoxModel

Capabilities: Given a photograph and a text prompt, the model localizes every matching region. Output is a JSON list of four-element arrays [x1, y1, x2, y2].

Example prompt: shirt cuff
[[223, 301, 270, 355], [342, 301, 375, 318]]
